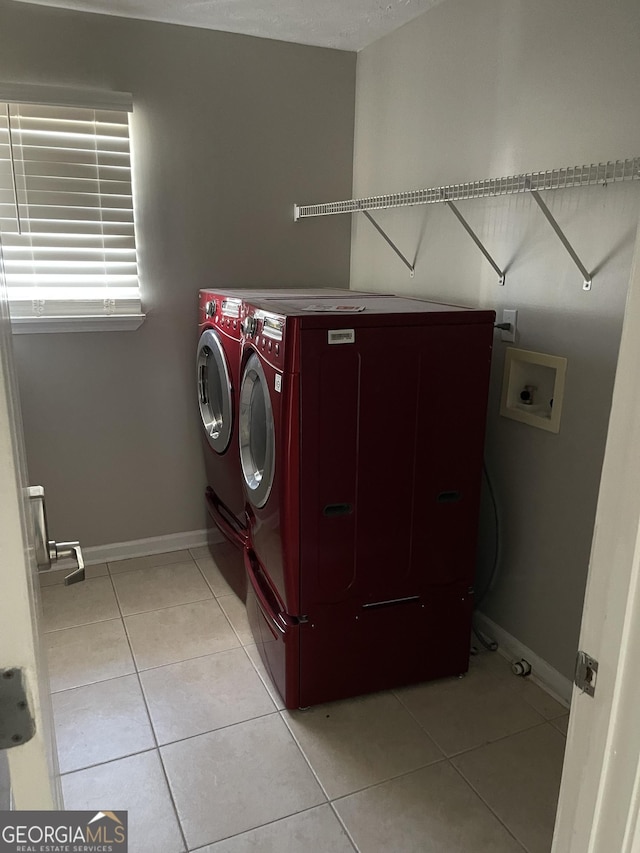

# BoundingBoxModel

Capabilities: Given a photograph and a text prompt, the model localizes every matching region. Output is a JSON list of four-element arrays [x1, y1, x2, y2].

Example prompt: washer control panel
[[199, 292, 242, 338], [241, 306, 285, 367]]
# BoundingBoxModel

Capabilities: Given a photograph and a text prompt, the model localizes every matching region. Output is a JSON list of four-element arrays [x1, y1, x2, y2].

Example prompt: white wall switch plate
[[501, 309, 518, 342]]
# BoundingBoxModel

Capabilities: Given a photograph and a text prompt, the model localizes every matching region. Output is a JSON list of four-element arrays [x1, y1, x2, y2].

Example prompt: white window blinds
[[0, 86, 143, 329]]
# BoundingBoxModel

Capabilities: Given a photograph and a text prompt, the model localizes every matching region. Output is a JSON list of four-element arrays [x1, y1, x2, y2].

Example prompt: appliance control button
[[205, 300, 216, 318], [275, 344, 280, 356], [268, 340, 272, 351], [233, 320, 237, 329]]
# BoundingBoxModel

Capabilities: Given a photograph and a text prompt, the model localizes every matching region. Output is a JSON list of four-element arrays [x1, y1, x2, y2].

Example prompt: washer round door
[[197, 329, 233, 453], [239, 352, 275, 508]]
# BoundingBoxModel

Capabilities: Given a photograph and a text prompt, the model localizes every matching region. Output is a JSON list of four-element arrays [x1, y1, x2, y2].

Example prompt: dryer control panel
[[241, 305, 286, 368]]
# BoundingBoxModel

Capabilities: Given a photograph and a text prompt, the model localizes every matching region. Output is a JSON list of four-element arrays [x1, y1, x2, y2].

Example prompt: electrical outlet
[[501, 309, 517, 342]]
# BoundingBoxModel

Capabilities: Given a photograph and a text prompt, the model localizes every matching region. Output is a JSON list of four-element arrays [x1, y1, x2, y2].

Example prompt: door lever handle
[[50, 541, 85, 586], [27, 486, 86, 585]]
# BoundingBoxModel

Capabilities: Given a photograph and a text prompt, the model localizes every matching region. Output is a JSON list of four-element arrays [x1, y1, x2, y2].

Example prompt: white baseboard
[[475, 611, 573, 707], [58, 527, 225, 570]]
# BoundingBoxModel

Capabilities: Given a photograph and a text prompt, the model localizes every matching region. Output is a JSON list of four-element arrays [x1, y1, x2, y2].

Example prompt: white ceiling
[[12, 0, 443, 51]]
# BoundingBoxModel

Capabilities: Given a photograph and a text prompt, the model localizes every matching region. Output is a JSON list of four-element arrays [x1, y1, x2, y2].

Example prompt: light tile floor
[[42, 544, 569, 853]]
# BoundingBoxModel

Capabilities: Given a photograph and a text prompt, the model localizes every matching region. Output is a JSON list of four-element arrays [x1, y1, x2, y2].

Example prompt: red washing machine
[[238, 295, 496, 708], [196, 288, 386, 587]]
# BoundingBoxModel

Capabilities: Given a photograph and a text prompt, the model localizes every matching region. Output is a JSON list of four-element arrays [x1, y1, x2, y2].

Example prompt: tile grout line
[[98, 562, 295, 849], [513, 683, 570, 719], [117, 642, 245, 680], [326, 760, 527, 853], [50, 667, 137, 696], [43, 615, 124, 637], [324, 760, 460, 809], [155, 749, 190, 853], [188, 546, 217, 562], [114, 592, 215, 621], [107, 552, 197, 578], [99, 560, 277, 742], [521, 696, 570, 719], [277, 707, 448, 806], [445, 718, 557, 761], [191, 545, 284, 707], [48, 614, 244, 690], [49, 575, 148, 778], [60, 746, 157, 779], [188, 546, 236, 587], [192, 556, 250, 647], [447, 759, 530, 852], [328, 757, 449, 806], [42, 614, 121, 635], [153, 708, 282, 751], [162, 710, 335, 851], [549, 717, 569, 737], [153, 709, 282, 753], [191, 553, 232, 601], [184, 802, 350, 852], [106, 570, 191, 853], [236, 644, 282, 712], [393, 683, 550, 760], [120, 594, 222, 620], [327, 801, 361, 853], [40, 575, 120, 634], [278, 710, 333, 801], [392, 688, 458, 756]]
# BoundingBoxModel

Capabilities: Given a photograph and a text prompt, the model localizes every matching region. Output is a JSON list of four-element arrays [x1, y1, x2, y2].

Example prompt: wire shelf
[[294, 158, 640, 219]]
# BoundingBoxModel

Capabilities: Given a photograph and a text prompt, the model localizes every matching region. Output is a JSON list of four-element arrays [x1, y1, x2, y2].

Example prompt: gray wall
[[0, 0, 356, 546], [350, 0, 640, 679], [0, 751, 9, 809]]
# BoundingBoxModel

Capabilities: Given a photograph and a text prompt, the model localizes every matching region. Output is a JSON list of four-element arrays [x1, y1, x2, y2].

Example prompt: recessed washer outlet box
[[500, 348, 567, 433]]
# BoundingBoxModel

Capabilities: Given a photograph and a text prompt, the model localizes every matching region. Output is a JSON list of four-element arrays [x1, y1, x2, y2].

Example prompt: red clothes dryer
[[196, 288, 383, 561], [238, 295, 496, 708]]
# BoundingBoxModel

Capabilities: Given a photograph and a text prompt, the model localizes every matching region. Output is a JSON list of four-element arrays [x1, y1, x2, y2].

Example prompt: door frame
[[552, 220, 640, 851], [0, 242, 61, 810]]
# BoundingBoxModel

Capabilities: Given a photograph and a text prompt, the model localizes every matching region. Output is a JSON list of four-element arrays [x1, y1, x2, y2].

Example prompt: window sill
[[10, 314, 146, 334]]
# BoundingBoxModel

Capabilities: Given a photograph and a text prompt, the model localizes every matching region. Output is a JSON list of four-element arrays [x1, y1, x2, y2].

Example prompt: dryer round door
[[197, 329, 233, 453], [239, 352, 275, 508]]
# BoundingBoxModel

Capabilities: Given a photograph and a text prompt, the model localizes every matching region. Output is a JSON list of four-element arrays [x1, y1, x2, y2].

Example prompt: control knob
[[205, 300, 216, 318], [241, 316, 258, 337]]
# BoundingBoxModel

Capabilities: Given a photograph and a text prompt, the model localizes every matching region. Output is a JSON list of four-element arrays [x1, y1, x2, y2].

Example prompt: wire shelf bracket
[[361, 210, 414, 277], [528, 187, 592, 291], [293, 158, 640, 291], [445, 199, 505, 286]]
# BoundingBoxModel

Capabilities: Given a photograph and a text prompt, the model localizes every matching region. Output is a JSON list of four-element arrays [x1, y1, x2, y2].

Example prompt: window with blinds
[[0, 85, 143, 331]]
